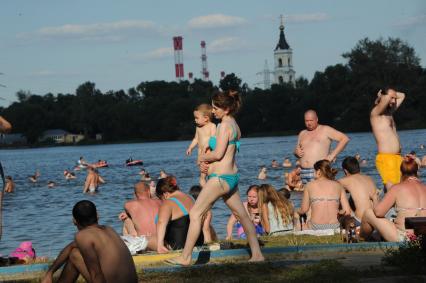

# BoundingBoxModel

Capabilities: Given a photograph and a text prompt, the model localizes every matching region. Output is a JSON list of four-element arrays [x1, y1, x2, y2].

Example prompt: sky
[[0, 0, 425, 106]]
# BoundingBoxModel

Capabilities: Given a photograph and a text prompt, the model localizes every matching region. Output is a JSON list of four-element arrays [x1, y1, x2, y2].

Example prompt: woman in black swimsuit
[[147, 176, 203, 253]]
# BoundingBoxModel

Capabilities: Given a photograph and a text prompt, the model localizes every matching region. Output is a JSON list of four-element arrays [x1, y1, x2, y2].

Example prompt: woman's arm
[[261, 203, 270, 234], [297, 185, 310, 214], [373, 186, 397, 217], [156, 202, 172, 253], [200, 123, 230, 162]]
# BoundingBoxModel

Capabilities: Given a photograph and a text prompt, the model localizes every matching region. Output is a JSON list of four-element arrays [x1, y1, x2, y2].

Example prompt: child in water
[[186, 104, 216, 187]]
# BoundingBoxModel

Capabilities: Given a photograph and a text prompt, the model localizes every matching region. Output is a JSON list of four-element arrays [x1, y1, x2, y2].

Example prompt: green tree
[[219, 73, 242, 92]]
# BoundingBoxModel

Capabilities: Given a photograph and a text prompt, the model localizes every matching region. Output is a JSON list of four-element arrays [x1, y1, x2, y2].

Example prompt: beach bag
[[9, 241, 36, 260]]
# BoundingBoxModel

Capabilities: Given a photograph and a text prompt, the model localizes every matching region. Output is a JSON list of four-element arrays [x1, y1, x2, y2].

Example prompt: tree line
[[1, 37, 425, 145]]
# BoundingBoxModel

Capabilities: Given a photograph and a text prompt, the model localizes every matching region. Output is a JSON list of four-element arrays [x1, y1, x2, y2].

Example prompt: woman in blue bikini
[[166, 90, 264, 265]]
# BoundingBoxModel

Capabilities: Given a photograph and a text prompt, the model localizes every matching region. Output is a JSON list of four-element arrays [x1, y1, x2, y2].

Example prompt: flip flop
[[164, 257, 190, 267]]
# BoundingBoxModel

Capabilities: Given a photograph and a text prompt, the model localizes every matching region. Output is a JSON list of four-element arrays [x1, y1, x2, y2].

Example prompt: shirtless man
[[338, 156, 378, 226], [285, 166, 303, 191], [41, 200, 137, 283], [422, 155, 426, 167], [83, 167, 105, 193], [294, 110, 350, 184], [118, 182, 161, 236], [370, 88, 405, 190], [5, 176, 15, 193], [0, 116, 12, 133]]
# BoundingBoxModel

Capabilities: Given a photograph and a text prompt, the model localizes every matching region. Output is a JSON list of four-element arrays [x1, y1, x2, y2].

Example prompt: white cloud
[[286, 13, 329, 23], [144, 47, 174, 60], [131, 47, 174, 62], [209, 37, 243, 54], [188, 14, 247, 29], [393, 14, 426, 27], [18, 20, 162, 41], [263, 13, 329, 23]]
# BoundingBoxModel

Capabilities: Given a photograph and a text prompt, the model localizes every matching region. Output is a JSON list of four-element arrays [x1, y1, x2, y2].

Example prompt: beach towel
[[121, 235, 148, 255]]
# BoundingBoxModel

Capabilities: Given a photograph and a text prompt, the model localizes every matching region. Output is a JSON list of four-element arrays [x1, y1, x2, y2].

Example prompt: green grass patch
[[140, 259, 359, 283], [224, 234, 343, 248]]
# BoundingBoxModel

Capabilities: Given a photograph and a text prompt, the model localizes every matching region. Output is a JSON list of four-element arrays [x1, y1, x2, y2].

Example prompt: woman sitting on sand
[[226, 185, 264, 239], [361, 157, 426, 241], [297, 160, 351, 230], [258, 184, 294, 235], [147, 176, 203, 253]]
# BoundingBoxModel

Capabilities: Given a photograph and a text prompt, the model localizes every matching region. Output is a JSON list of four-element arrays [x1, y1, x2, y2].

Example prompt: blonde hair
[[258, 184, 293, 225], [195, 103, 213, 120]]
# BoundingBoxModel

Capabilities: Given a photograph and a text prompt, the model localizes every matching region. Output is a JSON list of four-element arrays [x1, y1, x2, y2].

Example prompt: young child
[[186, 104, 216, 187]]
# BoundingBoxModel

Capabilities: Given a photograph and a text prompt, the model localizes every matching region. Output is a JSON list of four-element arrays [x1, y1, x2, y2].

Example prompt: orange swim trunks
[[375, 153, 402, 186]]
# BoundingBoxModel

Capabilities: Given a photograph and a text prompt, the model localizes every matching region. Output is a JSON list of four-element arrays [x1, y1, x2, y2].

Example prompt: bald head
[[134, 182, 150, 198], [304, 109, 319, 131]]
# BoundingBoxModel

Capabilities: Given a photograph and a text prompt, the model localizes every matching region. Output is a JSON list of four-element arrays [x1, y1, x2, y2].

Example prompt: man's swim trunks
[[300, 167, 315, 184], [376, 153, 402, 186]]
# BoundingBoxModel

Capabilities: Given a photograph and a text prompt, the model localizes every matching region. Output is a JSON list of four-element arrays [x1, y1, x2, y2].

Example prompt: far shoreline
[[1, 127, 425, 150]]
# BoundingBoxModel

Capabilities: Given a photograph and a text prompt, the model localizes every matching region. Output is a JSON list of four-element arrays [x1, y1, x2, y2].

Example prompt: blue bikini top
[[208, 123, 240, 152], [154, 198, 188, 224], [154, 196, 194, 224]]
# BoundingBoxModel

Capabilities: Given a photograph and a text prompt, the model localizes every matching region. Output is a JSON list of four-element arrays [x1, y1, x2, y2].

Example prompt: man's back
[[76, 225, 137, 283], [125, 198, 161, 236], [339, 174, 378, 220]]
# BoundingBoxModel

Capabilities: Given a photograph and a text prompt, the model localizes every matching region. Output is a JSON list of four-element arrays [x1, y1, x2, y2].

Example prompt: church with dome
[[274, 16, 296, 85]]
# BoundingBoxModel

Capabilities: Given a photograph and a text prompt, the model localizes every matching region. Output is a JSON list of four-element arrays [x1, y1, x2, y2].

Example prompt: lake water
[[0, 129, 425, 257]]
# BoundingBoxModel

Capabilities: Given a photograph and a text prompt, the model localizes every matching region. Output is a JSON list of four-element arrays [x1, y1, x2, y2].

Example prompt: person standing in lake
[[83, 167, 105, 194], [165, 90, 264, 266], [294, 110, 350, 185], [370, 88, 405, 190]]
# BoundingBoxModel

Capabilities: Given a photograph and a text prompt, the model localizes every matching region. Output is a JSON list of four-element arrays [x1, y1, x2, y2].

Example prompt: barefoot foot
[[248, 255, 265, 262], [164, 256, 192, 266]]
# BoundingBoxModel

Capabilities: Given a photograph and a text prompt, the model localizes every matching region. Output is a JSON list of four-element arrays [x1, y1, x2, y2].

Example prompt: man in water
[[338, 156, 379, 226], [118, 182, 161, 236], [5, 176, 15, 193], [41, 200, 137, 283], [370, 88, 405, 190], [294, 110, 350, 184], [83, 167, 105, 193]]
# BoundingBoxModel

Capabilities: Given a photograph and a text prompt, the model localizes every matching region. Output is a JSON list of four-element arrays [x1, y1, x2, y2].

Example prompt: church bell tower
[[274, 15, 295, 85]]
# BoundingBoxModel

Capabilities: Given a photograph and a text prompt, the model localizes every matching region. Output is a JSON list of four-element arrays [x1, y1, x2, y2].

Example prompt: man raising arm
[[370, 88, 405, 190]]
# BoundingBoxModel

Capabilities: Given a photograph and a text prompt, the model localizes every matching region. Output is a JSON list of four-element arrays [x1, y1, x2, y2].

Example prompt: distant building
[[0, 133, 27, 145], [274, 15, 295, 85], [39, 129, 85, 144]]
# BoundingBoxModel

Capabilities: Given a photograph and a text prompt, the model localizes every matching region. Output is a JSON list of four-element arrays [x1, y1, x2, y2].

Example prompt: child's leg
[[199, 172, 207, 187]]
